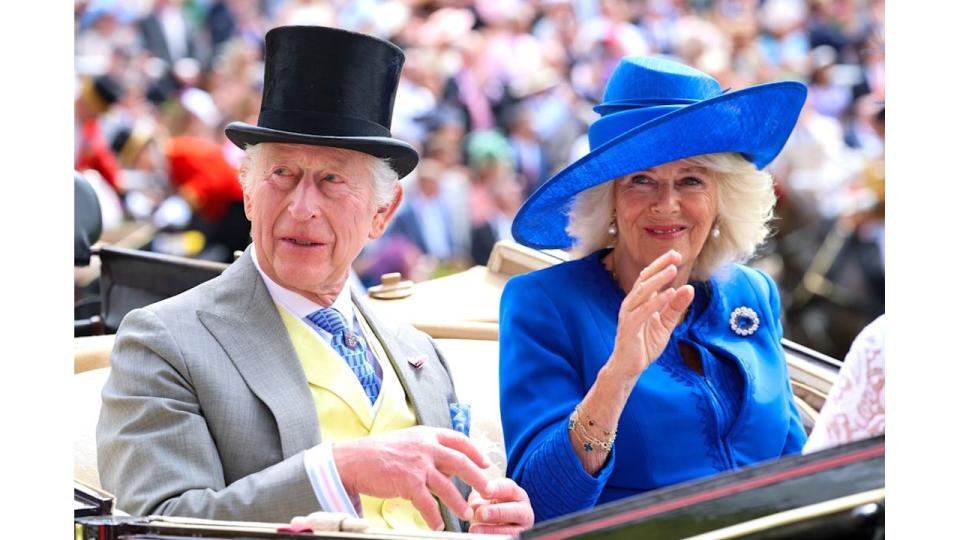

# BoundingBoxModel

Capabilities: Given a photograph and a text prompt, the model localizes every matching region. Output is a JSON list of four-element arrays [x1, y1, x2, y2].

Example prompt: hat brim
[[512, 81, 807, 249], [224, 122, 420, 179]]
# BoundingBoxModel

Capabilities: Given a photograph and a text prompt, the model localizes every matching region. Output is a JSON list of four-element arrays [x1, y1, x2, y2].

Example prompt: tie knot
[[306, 307, 348, 336]]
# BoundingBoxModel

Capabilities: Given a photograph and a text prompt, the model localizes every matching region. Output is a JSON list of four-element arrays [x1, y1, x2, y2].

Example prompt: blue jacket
[[499, 250, 806, 522]]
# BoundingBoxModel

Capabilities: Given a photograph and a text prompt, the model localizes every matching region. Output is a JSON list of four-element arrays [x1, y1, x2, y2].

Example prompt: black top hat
[[225, 26, 419, 178]]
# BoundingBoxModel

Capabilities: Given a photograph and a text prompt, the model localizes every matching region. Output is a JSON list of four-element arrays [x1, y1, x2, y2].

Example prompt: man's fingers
[[409, 486, 445, 531], [434, 447, 492, 497], [427, 470, 473, 522], [435, 429, 490, 469]]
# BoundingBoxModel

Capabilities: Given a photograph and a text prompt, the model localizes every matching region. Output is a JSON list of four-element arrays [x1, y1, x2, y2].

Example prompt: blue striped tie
[[306, 308, 381, 405]]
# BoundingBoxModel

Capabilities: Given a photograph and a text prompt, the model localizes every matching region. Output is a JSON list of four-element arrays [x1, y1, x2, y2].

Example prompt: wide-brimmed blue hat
[[512, 56, 807, 249]]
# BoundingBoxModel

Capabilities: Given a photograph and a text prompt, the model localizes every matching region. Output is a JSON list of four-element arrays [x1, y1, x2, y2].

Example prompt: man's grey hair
[[565, 152, 777, 281], [237, 143, 399, 209]]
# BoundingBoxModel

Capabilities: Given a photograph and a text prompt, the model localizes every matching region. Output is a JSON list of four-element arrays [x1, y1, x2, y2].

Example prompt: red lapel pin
[[407, 355, 427, 369]]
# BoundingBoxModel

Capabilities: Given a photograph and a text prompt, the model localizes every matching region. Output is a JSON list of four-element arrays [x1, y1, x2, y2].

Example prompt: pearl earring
[[711, 225, 720, 239], [608, 219, 618, 237]]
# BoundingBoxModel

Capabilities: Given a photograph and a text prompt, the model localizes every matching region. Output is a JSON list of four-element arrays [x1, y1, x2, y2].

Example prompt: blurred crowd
[[74, 0, 884, 357]]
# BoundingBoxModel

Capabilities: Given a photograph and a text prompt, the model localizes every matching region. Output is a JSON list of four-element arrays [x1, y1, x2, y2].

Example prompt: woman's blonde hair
[[565, 152, 776, 280]]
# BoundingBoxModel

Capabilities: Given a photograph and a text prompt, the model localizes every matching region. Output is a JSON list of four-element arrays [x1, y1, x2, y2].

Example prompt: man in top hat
[[96, 26, 533, 535]]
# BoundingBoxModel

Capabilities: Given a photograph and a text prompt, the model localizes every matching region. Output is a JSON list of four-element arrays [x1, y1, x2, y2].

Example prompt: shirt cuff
[[303, 443, 361, 517]]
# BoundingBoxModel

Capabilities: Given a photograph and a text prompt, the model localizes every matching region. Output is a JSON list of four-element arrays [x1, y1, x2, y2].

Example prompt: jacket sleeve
[[499, 274, 615, 522], [96, 308, 320, 522], [757, 270, 807, 455]]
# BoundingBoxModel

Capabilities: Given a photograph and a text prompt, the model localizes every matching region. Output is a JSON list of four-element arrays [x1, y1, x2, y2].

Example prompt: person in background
[[804, 314, 885, 453], [112, 120, 249, 261], [388, 158, 467, 269], [499, 56, 808, 522], [76, 73, 126, 194]]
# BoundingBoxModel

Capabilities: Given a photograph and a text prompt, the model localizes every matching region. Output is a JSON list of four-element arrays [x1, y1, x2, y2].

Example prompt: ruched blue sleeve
[[498, 273, 615, 522]]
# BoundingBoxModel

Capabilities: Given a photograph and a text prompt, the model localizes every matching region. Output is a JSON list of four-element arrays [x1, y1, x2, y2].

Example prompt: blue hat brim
[[512, 81, 807, 249], [225, 122, 420, 179]]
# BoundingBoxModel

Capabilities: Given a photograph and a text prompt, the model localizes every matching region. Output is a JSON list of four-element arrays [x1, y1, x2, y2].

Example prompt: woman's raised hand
[[610, 250, 695, 380]]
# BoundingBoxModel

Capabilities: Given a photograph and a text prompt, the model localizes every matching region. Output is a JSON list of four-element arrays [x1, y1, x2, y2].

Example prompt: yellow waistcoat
[[277, 306, 430, 531]]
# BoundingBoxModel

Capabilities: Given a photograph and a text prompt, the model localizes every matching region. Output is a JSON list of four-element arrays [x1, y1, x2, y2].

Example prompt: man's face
[[243, 143, 401, 303]]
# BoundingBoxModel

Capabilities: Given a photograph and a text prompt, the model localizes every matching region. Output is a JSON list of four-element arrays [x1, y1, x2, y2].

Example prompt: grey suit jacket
[[96, 250, 466, 529]]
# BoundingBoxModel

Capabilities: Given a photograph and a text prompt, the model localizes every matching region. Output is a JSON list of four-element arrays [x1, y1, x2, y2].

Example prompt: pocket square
[[449, 402, 471, 436]]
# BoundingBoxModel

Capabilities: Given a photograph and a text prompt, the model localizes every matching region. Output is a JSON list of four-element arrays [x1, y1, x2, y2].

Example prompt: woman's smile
[[643, 224, 689, 239]]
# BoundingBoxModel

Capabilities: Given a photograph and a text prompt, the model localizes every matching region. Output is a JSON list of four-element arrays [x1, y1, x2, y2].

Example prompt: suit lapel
[[353, 292, 453, 430], [353, 291, 463, 532], [197, 250, 321, 458]]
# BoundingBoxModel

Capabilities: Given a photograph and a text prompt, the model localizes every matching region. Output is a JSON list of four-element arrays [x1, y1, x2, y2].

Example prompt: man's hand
[[332, 426, 493, 531], [467, 478, 534, 536]]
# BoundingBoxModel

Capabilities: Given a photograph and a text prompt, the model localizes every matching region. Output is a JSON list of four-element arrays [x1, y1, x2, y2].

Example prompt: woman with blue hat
[[498, 56, 809, 522]]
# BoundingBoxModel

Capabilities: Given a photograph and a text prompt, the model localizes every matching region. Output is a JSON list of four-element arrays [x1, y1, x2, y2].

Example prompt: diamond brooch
[[729, 306, 760, 336]]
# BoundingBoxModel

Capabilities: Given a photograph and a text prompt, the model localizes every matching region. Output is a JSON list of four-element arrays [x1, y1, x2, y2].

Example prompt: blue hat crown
[[589, 57, 724, 150]]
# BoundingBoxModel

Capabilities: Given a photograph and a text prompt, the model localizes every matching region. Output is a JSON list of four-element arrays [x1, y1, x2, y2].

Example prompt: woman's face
[[613, 158, 719, 285]]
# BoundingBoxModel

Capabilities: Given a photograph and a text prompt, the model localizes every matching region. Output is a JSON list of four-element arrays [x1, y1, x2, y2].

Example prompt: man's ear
[[239, 160, 255, 219], [242, 188, 253, 220], [369, 183, 403, 240]]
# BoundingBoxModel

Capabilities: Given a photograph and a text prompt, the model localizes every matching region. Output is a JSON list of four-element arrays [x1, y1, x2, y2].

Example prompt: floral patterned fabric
[[804, 315, 885, 453]]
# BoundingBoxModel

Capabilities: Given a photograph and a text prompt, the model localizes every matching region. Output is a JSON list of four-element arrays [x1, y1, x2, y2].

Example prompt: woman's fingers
[[473, 501, 532, 526], [467, 488, 484, 510], [467, 479, 534, 533], [623, 283, 695, 335], [483, 477, 530, 503], [638, 249, 682, 281], [659, 284, 695, 329], [623, 263, 678, 312]]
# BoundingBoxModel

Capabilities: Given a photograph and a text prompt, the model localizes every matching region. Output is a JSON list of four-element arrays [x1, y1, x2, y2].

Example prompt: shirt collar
[[250, 244, 354, 321]]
